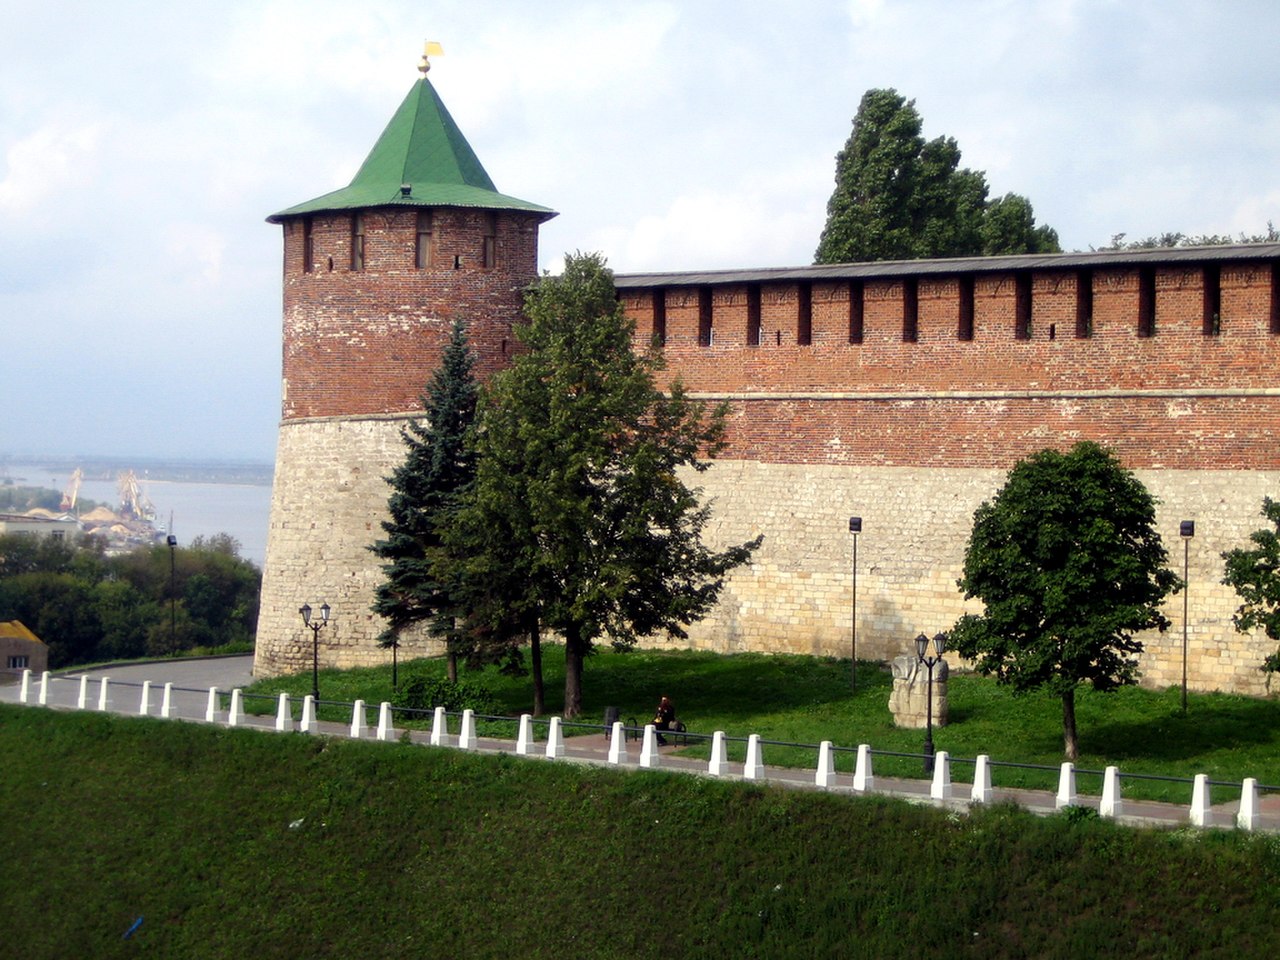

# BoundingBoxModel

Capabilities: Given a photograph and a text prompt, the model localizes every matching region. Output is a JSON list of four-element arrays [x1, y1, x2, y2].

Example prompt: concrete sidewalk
[[4, 662, 1277, 834]]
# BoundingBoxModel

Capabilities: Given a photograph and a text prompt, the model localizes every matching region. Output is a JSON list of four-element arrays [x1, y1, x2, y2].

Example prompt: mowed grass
[[242, 647, 1280, 803], [3, 704, 1280, 960]]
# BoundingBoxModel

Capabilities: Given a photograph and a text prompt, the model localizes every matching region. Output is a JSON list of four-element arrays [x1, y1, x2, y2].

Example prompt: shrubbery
[[392, 674, 498, 715]]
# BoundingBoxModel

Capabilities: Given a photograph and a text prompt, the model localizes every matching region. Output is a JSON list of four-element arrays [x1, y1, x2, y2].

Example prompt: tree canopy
[[815, 88, 1059, 264], [1221, 497, 1280, 675], [949, 441, 1179, 760], [446, 252, 761, 717]]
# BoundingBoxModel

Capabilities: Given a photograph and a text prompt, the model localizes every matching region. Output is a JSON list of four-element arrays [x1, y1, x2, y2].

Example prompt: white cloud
[[0, 121, 104, 216]]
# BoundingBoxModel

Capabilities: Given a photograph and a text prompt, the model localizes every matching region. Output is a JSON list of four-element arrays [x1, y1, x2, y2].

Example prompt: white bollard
[[546, 717, 566, 759], [275, 693, 294, 732], [515, 714, 534, 755], [1056, 762, 1077, 810], [430, 706, 450, 746], [160, 682, 174, 719], [815, 740, 836, 788], [350, 699, 367, 739], [744, 734, 764, 779], [205, 687, 220, 723], [1100, 765, 1123, 818], [971, 754, 993, 805], [376, 701, 396, 741], [299, 694, 316, 733], [639, 724, 660, 768], [77, 675, 90, 709], [853, 744, 875, 792], [608, 721, 628, 764], [38, 671, 50, 706], [227, 689, 244, 726], [708, 731, 728, 777], [19, 669, 31, 704], [1238, 778, 1260, 831], [97, 677, 112, 712], [138, 680, 152, 716], [930, 751, 952, 802], [1190, 773, 1211, 827], [459, 709, 477, 750]]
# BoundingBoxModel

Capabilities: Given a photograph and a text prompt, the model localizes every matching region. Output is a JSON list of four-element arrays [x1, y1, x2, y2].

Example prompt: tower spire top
[[418, 41, 444, 76]]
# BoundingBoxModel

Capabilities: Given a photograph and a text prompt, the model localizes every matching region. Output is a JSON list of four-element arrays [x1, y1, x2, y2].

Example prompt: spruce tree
[[369, 319, 478, 681]]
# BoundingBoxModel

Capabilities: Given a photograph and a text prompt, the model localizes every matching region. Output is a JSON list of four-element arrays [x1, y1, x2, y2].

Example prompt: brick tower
[[254, 51, 556, 676]]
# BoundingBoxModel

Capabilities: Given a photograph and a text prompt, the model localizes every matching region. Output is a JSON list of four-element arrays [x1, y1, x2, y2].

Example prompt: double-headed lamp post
[[1180, 520, 1195, 716], [915, 631, 947, 774], [166, 534, 177, 655], [300, 602, 331, 702], [849, 516, 862, 689]]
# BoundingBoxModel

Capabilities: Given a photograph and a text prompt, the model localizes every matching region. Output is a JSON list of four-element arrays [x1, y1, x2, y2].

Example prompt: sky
[[3, 0, 1279, 463]]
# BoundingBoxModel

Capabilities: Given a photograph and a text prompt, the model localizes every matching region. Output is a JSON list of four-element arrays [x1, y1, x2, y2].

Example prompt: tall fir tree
[[446, 253, 761, 718], [369, 319, 478, 681]]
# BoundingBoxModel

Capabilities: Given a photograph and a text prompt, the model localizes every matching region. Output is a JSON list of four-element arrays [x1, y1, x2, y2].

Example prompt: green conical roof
[[268, 75, 556, 222]]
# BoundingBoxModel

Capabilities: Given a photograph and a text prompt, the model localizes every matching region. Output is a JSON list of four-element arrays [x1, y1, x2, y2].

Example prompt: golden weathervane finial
[[419, 41, 444, 75]]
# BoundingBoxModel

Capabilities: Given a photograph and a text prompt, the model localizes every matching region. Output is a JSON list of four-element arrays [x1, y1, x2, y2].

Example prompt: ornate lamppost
[[849, 516, 862, 689], [167, 534, 177, 655], [1180, 519, 1195, 716], [300, 602, 331, 702], [915, 631, 947, 774]]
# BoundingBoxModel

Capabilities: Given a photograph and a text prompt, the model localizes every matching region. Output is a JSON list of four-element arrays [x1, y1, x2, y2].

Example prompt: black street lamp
[[849, 516, 862, 689], [167, 534, 177, 655], [915, 631, 947, 774], [300, 601, 331, 701], [1180, 520, 1195, 716]]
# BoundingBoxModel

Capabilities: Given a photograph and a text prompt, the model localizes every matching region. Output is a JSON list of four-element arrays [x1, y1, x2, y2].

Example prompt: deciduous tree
[[949, 441, 1178, 760], [1221, 497, 1280, 675]]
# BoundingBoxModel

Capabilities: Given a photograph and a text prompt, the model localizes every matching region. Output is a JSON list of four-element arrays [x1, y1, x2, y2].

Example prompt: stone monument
[[888, 654, 949, 729]]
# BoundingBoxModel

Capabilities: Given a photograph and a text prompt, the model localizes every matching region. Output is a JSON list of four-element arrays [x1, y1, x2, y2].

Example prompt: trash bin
[[603, 705, 620, 739]]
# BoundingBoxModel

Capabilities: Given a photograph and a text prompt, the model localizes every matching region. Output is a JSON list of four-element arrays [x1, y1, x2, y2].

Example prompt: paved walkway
[[3, 658, 1277, 833]]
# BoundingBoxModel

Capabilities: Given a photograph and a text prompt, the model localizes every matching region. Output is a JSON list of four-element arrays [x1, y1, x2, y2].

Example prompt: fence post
[[376, 701, 395, 741], [708, 731, 728, 777], [38, 671, 50, 706], [1189, 773, 1211, 827], [1237, 778, 1260, 831], [971, 754, 993, 804], [815, 740, 836, 788], [608, 721, 628, 764], [275, 693, 294, 732], [930, 750, 952, 802], [1055, 762, 1077, 809], [138, 680, 152, 716], [744, 734, 764, 779], [515, 714, 534, 755], [97, 677, 112, 712], [853, 744, 874, 792], [430, 706, 450, 746], [228, 689, 244, 726], [77, 675, 90, 709], [160, 682, 174, 719], [1100, 765, 1123, 818], [205, 687, 220, 723], [459, 709, 477, 750], [639, 724, 661, 768], [546, 717, 566, 759], [19, 669, 31, 704], [299, 694, 316, 733], [350, 699, 367, 739]]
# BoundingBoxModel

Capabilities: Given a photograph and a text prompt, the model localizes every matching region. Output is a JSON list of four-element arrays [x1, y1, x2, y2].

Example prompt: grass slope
[[3, 705, 1279, 959]]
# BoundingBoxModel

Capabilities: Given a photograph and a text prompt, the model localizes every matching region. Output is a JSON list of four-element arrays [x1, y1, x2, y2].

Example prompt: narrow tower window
[[482, 213, 497, 269], [747, 284, 761, 347], [902, 278, 918, 343], [848, 280, 864, 344], [1203, 263, 1221, 336], [1075, 270, 1093, 338], [1138, 266, 1156, 337], [698, 287, 713, 347], [302, 218, 314, 274], [351, 213, 365, 271], [653, 289, 667, 346], [416, 210, 433, 269], [957, 275, 974, 341], [1015, 273, 1032, 340], [797, 283, 813, 346]]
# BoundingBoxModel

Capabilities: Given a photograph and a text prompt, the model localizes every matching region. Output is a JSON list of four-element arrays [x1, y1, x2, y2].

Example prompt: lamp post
[[166, 534, 177, 655], [1180, 520, 1195, 716], [300, 602, 331, 702], [915, 631, 946, 774], [849, 516, 861, 689]]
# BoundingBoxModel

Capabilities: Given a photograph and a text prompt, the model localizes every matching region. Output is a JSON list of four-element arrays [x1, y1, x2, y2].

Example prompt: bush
[[393, 675, 498, 715]]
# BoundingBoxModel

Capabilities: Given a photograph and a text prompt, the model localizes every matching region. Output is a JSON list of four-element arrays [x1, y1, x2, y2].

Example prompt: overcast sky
[[3, 0, 1279, 463]]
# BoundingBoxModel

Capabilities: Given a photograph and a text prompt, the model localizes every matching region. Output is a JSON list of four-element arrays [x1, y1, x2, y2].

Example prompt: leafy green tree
[[370, 319, 479, 683], [452, 252, 761, 718], [815, 88, 1059, 264], [1221, 498, 1280, 675], [950, 441, 1179, 760]]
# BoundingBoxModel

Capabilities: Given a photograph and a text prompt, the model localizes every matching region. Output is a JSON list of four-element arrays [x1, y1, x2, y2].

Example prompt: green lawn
[[242, 646, 1280, 803]]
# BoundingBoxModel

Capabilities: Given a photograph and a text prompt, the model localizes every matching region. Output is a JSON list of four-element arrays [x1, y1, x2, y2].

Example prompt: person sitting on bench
[[653, 695, 676, 745]]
